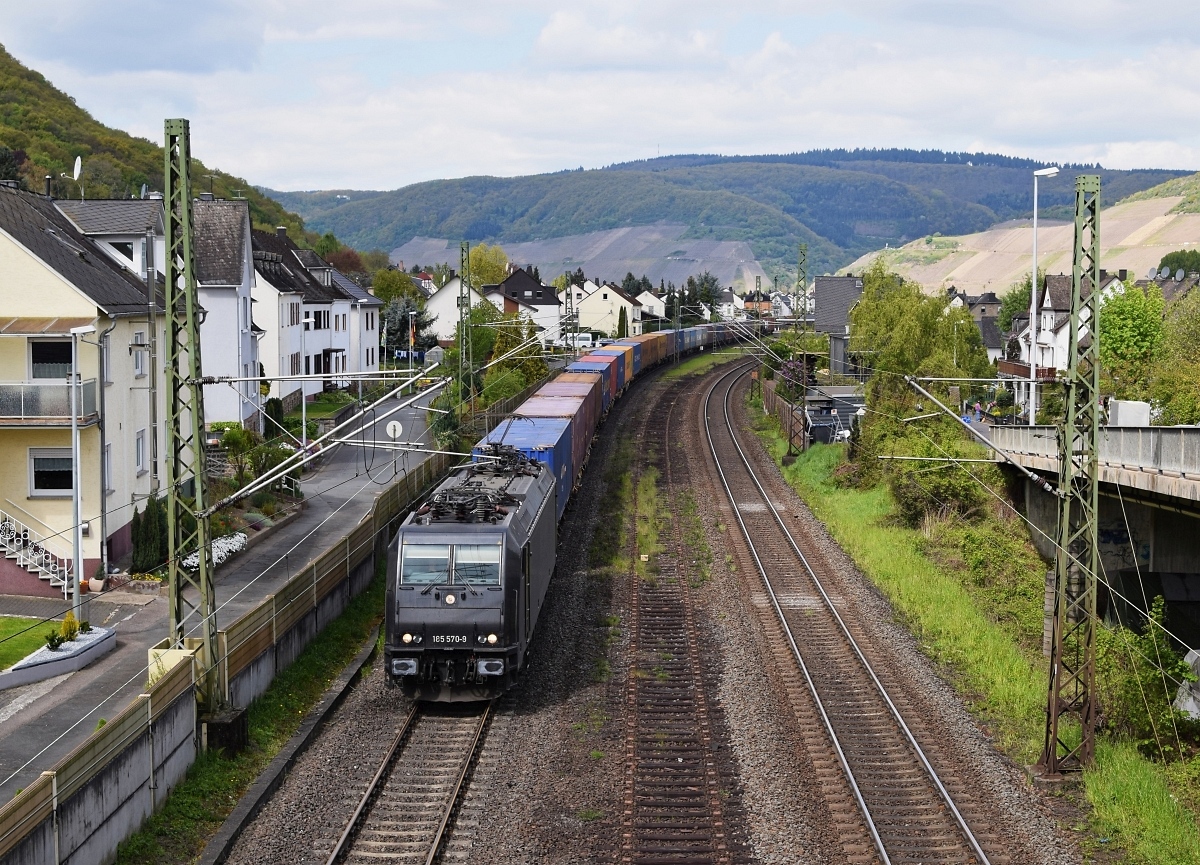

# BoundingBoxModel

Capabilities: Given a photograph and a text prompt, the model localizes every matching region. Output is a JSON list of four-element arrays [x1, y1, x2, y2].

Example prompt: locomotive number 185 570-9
[[431, 634, 468, 644]]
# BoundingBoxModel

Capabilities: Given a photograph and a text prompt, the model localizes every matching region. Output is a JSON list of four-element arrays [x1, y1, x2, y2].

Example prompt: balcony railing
[[0, 379, 98, 421], [997, 360, 1058, 381]]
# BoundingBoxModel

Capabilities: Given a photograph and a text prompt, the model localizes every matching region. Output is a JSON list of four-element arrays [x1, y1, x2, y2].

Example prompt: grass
[[589, 439, 633, 571], [750, 403, 1200, 864], [634, 462, 664, 583], [113, 565, 387, 865], [662, 348, 745, 380], [678, 491, 713, 587], [0, 616, 59, 670]]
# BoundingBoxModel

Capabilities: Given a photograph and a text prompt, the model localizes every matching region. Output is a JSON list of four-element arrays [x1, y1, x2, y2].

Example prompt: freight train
[[384, 323, 755, 700]]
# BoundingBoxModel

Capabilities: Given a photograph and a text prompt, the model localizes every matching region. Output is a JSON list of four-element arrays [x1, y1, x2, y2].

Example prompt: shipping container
[[545, 371, 607, 414], [475, 416, 573, 520], [591, 346, 632, 387], [580, 350, 626, 392], [613, 338, 642, 375], [567, 357, 619, 406], [514, 394, 597, 486]]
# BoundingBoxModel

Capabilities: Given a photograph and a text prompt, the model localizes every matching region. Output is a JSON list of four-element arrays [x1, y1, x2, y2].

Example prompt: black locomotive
[[384, 444, 557, 701]]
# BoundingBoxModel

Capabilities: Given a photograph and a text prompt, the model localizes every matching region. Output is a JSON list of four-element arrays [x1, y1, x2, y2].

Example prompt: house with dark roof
[[814, 275, 864, 334], [58, 196, 263, 431], [252, 227, 371, 402], [483, 268, 562, 342], [0, 185, 170, 596]]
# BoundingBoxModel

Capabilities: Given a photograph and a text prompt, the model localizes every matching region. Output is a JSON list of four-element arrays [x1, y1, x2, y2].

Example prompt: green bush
[[1097, 597, 1199, 760], [131, 497, 167, 574]]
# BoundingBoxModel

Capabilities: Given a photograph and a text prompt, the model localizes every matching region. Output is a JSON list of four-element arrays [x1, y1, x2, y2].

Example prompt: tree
[[1158, 249, 1200, 275], [360, 249, 392, 272], [1099, 282, 1164, 399], [372, 268, 420, 304], [222, 427, 263, 487], [0, 147, 23, 183], [381, 296, 437, 354], [998, 269, 1044, 331], [326, 248, 364, 274], [551, 272, 570, 291], [1150, 288, 1200, 423], [616, 306, 628, 337], [429, 263, 454, 288], [468, 243, 508, 288], [263, 397, 286, 439], [314, 232, 341, 257]]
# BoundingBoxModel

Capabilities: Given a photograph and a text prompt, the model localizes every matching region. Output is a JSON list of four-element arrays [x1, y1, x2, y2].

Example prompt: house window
[[31, 340, 71, 379], [29, 448, 72, 497], [305, 355, 311, 375], [133, 331, 147, 377], [136, 430, 147, 474], [101, 338, 112, 385], [602, 292, 608, 299]]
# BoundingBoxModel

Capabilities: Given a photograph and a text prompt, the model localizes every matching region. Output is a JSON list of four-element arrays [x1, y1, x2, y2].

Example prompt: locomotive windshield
[[399, 542, 502, 586], [400, 544, 450, 585], [453, 544, 501, 586]]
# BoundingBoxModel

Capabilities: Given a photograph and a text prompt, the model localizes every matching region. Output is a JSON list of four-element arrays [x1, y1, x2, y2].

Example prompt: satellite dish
[[1176, 268, 1185, 281], [1148, 267, 1159, 280], [140, 183, 147, 199], [72, 156, 81, 182], [1160, 267, 1171, 279]]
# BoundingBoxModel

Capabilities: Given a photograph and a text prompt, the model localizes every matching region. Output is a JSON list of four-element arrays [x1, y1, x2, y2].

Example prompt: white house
[[577, 283, 642, 336], [636, 290, 666, 319], [425, 277, 496, 345], [716, 289, 745, 321], [59, 196, 262, 431], [251, 245, 305, 412], [0, 185, 168, 594], [331, 271, 382, 381]]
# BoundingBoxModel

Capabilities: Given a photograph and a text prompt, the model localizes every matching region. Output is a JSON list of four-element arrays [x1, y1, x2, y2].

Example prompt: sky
[[4, 1, 1200, 191]]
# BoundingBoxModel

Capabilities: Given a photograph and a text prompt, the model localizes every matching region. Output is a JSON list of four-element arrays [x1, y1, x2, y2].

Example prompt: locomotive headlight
[[487, 633, 498, 645], [402, 633, 413, 644], [445, 594, 456, 605]]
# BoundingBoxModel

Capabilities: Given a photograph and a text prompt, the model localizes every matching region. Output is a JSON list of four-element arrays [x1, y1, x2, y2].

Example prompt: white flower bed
[[182, 531, 248, 572]]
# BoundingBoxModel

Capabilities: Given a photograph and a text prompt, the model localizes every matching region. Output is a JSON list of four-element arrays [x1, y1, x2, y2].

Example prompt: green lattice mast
[[1040, 175, 1101, 774], [163, 119, 222, 708]]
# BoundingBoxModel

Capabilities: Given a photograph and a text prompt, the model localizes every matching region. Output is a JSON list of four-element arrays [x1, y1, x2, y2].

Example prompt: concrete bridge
[[988, 425, 1200, 649]]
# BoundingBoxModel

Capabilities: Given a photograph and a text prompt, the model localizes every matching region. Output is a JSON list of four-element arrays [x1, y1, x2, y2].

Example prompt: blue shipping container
[[475, 416, 574, 520], [566, 361, 615, 410], [614, 339, 643, 375], [583, 350, 626, 390]]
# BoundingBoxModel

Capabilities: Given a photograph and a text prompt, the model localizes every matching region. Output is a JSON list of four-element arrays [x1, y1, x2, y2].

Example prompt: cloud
[[4, 1, 1200, 190]]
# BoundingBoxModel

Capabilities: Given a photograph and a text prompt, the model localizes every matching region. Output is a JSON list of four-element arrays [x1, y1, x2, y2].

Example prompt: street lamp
[[1029, 165, 1059, 425], [70, 323, 95, 619], [408, 309, 415, 391]]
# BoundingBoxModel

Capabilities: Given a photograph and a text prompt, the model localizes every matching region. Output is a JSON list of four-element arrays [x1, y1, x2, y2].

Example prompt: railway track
[[703, 363, 997, 865], [619, 381, 742, 865], [326, 703, 491, 865]]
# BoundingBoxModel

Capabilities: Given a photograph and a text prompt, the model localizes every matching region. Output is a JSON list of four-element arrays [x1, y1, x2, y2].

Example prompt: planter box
[[0, 627, 115, 691]]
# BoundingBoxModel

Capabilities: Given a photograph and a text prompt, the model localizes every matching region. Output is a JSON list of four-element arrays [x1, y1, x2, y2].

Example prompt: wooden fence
[[762, 377, 808, 453]]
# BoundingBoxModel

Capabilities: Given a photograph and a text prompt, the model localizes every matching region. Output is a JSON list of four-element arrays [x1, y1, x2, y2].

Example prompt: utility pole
[[1040, 175, 1101, 775], [458, 242, 473, 426], [563, 274, 577, 360], [796, 242, 807, 334], [163, 118, 222, 709]]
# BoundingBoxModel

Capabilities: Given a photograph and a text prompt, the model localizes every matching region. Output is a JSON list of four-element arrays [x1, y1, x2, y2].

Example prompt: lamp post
[[70, 324, 96, 619], [408, 309, 415, 388], [1029, 166, 1060, 425]]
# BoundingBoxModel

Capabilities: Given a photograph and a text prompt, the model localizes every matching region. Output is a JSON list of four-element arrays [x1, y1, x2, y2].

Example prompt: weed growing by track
[[662, 349, 745, 380], [590, 439, 633, 572], [749, 402, 1200, 864], [677, 492, 713, 587], [634, 462, 664, 584], [114, 567, 386, 865]]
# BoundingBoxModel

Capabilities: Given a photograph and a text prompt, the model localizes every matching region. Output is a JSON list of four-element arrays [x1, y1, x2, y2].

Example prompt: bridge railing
[[990, 425, 1200, 477]]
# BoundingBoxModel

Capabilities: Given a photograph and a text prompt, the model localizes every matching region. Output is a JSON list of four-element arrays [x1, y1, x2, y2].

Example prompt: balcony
[[0, 380, 98, 425], [997, 360, 1058, 381]]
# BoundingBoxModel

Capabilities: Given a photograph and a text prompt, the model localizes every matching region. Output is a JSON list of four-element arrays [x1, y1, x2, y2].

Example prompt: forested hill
[[0, 44, 304, 237], [269, 153, 1185, 278]]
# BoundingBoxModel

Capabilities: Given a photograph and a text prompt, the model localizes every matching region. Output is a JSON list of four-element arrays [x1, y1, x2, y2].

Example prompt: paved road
[[0, 390, 435, 801]]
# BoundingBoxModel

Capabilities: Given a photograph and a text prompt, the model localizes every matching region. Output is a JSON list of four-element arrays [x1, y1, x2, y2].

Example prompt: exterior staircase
[[0, 508, 72, 596]]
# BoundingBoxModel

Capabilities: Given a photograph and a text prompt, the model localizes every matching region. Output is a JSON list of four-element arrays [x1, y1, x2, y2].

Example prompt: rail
[[705, 363, 992, 864]]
